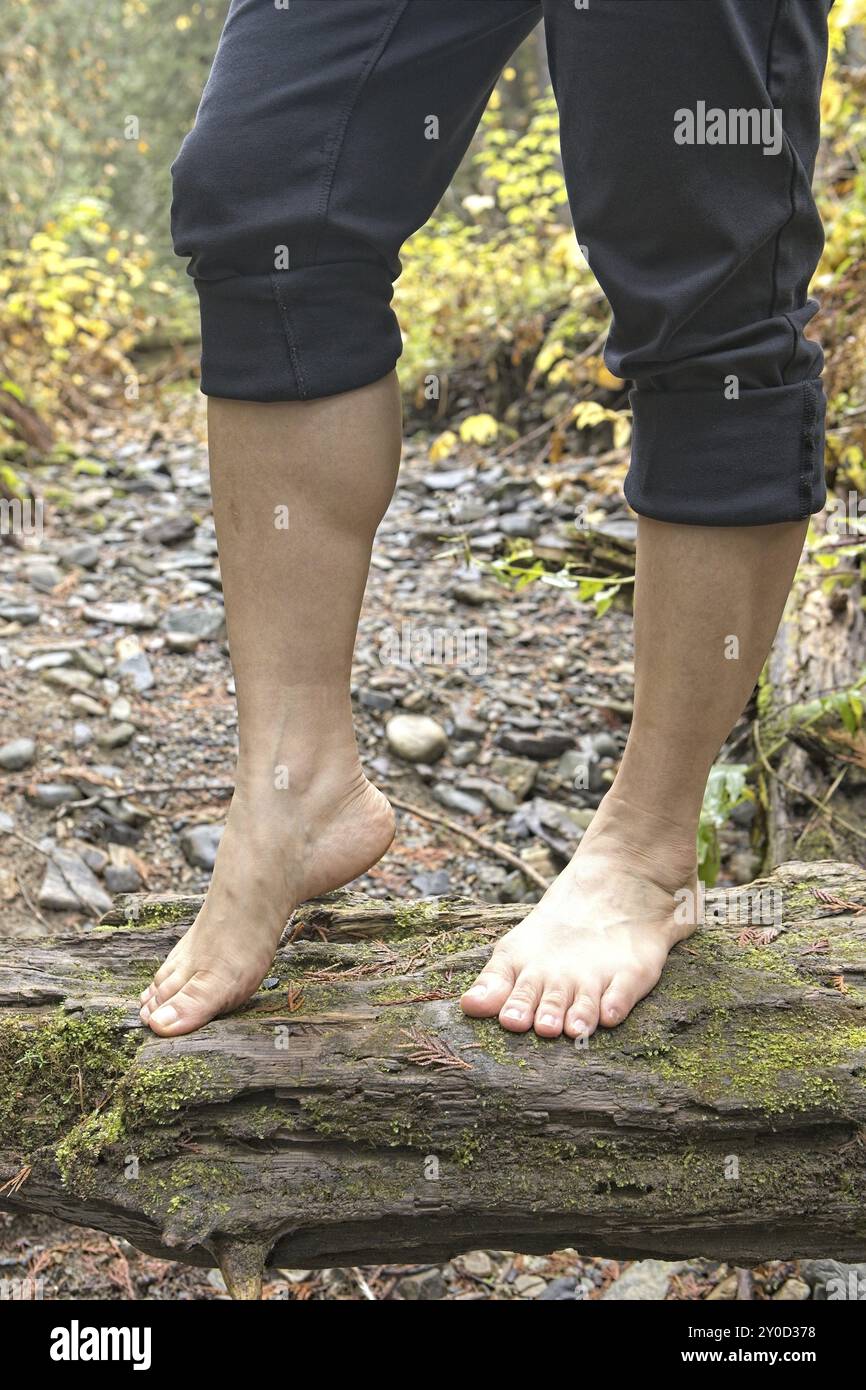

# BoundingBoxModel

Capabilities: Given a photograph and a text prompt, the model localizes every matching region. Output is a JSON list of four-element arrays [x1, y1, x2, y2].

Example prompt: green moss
[[392, 900, 441, 938], [655, 1012, 866, 1114], [123, 1056, 225, 1125], [0, 1009, 139, 1155], [93, 900, 197, 933], [134, 1157, 243, 1240], [468, 1017, 520, 1066], [54, 1055, 230, 1193]]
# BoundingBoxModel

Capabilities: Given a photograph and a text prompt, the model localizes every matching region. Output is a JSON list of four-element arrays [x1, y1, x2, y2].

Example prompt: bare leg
[[141, 372, 401, 1035], [462, 516, 808, 1038]]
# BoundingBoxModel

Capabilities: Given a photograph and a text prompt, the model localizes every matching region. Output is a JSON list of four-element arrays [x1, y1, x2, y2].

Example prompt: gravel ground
[[0, 385, 782, 1300]]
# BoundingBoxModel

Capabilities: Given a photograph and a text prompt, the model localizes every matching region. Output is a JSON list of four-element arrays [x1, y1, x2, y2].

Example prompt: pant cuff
[[624, 380, 826, 526], [194, 264, 403, 402]]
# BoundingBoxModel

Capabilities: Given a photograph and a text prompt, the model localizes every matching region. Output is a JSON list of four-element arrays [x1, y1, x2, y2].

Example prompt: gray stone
[[432, 782, 485, 817], [26, 783, 81, 808], [81, 847, 109, 874], [499, 511, 541, 539], [513, 1274, 548, 1298], [71, 722, 93, 748], [489, 755, 537, 800], [386, 714, 448, 764], [0, 738, 36, 771], [451, 742, 478, 767], [41, 667, 95, 695], [601, 1259, 685, 1301], [116, 651, 154, 692], [358, 687, 395, 711], [410, 869, 451, 896], [537, 1276, 581, 1300], [141, 513, 196, 547], [452, 711, 486, 740], [62, 541, 100, 570], [68, 693, 105, 717], [25, 563, 63, 593], [422, 468, 474, 491], [82, 601, 158, 629], [165, 630, 199, 653], [95, 722, 137, 749], [38, 848, 113, 915], [25, 651, 72, 672], [0, 602, 40, 625], [104, 864, 143, 893], [73, 648, 107, 677], [396, 1269, 448, 1300], [774, 1278, 811, 1301], [181, 822, 224, 870], [451, 582, 495, 607], [800, 1260, 866, 1301], [164, 605, 226, 641], [498, 729, 574, 760]]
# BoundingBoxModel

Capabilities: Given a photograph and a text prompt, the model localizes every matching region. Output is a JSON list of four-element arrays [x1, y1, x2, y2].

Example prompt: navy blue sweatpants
[[171, 0, 833, 526]]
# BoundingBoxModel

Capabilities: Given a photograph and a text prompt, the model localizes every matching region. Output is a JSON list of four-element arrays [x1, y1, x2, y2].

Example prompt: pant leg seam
[[270, 271, 309, 400], [766, 0, 796, 322], [313, 0, 409, 267], [799, 379, 818, 518]]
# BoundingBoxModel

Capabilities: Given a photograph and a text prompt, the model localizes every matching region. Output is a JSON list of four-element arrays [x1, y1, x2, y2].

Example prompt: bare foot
[[461, 792, 698, 1038], [139, 764, 394, 1036]]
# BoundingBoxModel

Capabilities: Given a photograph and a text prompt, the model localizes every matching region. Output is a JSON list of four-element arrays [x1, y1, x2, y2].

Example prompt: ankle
[[581, 787, 699, 891], [234, 740, 363, 801]]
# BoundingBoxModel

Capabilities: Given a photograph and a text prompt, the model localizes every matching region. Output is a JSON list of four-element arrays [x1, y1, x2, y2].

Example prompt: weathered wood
[[2, 860, 866, 1287], [759, 522, 866, 867]]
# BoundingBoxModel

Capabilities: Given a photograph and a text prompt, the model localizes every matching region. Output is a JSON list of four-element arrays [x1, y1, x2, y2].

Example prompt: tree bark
[[2, 860, 866, 1294], [758, 520, 866, 868]]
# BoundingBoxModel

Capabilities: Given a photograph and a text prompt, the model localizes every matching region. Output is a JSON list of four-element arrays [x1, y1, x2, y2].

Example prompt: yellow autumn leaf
[[429, 431, 457, 462], [459, 413, 499, 444]]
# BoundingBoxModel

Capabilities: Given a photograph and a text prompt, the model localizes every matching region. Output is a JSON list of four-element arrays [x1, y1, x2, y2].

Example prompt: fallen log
[[2, 859, 866, 1298]]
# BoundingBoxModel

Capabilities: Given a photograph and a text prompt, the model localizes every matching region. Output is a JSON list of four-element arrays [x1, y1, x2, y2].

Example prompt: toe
[[600, 968, 656, 1028], [461, 954, 516, 1018], [498, 970, 543, 1032], [140, 967, 184, 1020], [564, 988, 601, 1039], [533, 984, 572, 1038], [146, 972, 225, 1037]]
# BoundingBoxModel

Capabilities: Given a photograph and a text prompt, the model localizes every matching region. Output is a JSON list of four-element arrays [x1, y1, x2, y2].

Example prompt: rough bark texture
[[2, 860, 866, 1293], [759, 525, 866, 868]]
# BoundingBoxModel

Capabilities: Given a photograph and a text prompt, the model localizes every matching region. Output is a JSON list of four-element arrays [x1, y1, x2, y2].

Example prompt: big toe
[[460, 956, 516, 1018], [146, 971, 228, 1037]]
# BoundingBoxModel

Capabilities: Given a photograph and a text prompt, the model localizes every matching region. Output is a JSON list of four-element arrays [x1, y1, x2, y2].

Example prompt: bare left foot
[[461, 792, 698, 1038]]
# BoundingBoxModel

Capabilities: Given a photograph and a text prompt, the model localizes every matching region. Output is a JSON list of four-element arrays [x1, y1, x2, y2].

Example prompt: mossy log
[[2, 860, 866, 1296]]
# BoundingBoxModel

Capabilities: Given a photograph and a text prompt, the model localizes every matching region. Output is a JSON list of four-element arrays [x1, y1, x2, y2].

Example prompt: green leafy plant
[[698, 764, 753, 887]]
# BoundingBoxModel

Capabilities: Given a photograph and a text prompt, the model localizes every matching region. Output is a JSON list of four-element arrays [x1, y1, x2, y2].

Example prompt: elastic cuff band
[[624, 380, 827, 526], [194, 263, 403, 402]]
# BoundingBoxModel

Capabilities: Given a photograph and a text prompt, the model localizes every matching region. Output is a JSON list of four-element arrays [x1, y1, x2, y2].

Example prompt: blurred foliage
[[0, 200, 160, 432], [0, 1, 864, 462]]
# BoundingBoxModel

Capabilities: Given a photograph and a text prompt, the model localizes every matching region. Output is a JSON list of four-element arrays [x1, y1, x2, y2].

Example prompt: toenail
[[540, 1013, 557, 1027], [606, 1006, 620, 1022], [503, 1007, 523, 1021], [150, 1004, 178, 1027], [466, 984, 487, 999]]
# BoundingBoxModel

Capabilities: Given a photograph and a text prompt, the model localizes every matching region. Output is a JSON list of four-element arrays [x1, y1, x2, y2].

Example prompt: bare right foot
[[461, 791, 699, 1039], [139, 763, 394, 1037]]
